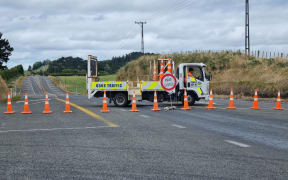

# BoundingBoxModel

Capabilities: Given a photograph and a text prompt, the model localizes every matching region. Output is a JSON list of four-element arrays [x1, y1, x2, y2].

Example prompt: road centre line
[[0, 126, 115, 134], [225, 140, 251, 148], [171, 124, 186, 129], [139, 115, 150, 118], [56, 98, 119, 127]]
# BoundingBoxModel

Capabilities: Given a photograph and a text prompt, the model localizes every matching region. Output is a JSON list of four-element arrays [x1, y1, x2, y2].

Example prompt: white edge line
[[225, 140, 251, 148], [171, 124, 186, 129], [139, 115, 150, 118], [0, 126, 117, 133], [119, 109, 127, 112]]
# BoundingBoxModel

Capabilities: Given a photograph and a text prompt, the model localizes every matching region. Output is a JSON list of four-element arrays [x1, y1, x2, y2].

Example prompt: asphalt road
[[0, 76, 288, 179]]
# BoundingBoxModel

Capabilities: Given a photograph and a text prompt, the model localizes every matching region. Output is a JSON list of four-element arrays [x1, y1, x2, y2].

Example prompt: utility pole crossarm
[[135, 21, 147, 54]]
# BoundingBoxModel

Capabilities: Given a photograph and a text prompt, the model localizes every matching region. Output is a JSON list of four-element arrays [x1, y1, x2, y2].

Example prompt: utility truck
[[87, 55, 211, 107]]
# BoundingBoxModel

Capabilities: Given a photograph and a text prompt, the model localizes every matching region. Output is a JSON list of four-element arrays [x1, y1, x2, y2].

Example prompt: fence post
[[270, 52, 271, 59]]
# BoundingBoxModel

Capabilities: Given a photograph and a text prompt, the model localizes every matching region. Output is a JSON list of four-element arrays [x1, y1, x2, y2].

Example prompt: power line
[[135, 21, 147, 53], [245, 0, 250, 56]]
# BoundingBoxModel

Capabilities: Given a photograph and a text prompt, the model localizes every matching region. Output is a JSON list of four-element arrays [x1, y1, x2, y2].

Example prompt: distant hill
[[31, 52, 153, 76]]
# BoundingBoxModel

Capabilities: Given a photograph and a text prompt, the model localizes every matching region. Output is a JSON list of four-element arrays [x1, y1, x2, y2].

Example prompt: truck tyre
[[113, 93, 128, 107], [182, 93, 196, 106], [187, 94, 196, 106]]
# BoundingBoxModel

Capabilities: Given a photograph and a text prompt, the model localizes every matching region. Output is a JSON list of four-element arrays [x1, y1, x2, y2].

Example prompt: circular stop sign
[[160, 74, 177, 91]]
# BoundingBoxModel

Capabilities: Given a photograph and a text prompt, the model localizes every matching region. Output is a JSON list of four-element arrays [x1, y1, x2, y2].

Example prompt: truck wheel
[[182, 94, 196, 106], [114, 93, 128, 107], [187, 94, 196, 106]]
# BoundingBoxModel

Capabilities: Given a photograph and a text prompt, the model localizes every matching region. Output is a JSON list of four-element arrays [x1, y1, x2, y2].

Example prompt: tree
[[0, 32, 14, 69], [28, 65, 32, 71]]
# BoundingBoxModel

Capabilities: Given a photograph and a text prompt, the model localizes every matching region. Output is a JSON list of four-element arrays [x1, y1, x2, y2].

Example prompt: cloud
[[0, 0, 287, 69]]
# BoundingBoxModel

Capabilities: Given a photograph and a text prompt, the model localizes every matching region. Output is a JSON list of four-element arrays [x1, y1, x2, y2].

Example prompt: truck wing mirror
[[206, 72, 212, 81], [209, 72, 212, 81]]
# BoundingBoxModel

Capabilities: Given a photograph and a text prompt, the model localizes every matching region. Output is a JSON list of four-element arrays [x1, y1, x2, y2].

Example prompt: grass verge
[[49, 74, 116, 95]]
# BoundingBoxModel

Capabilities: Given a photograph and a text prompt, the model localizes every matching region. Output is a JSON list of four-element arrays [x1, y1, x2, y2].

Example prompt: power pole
[[135, 21, 147, 54], [245, 0, 250, 56]]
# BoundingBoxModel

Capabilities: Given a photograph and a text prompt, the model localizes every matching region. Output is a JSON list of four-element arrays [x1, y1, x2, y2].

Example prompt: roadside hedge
[[0, 65, 24, 81]]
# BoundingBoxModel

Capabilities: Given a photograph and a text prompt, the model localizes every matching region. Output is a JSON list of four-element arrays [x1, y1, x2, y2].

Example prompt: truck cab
[[176, 63, 210, 105]]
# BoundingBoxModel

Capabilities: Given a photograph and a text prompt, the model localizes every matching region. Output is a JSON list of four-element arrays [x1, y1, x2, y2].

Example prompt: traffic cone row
[[2, 90, 286, 114], [2, 92, 74, 114]]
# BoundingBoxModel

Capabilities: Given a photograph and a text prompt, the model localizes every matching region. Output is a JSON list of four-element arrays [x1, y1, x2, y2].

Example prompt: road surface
[[0, 76, 288, 179]]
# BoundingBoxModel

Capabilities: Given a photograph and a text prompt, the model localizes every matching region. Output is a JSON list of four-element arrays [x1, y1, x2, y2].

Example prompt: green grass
[[52, 74, 116, 95], [99, 74, 116, 81]]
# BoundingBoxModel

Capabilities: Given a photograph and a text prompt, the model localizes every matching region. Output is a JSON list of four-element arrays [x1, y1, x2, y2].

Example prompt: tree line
[[30, 52, 152, 76]]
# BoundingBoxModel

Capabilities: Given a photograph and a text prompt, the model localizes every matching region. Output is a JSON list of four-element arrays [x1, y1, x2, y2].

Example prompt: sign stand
[[160, 74, 178, 111]]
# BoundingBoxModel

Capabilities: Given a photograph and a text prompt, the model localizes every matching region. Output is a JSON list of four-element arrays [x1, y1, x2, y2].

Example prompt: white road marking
[[0, 126, 116, 134], [171, 124, 186, 129], [139, 115, 150, 118], [119, 109, 127, 112], [16, 99, 49, 103], [29, 78, 36, 96], [225, 140, 251, 148]]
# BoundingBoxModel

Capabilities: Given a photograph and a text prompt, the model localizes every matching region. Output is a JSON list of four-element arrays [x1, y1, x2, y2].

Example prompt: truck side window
[[194, 67, 204, 81]]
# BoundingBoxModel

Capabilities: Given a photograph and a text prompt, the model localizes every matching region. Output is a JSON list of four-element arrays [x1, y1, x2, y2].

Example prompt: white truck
[[87, 55, 211, 107]]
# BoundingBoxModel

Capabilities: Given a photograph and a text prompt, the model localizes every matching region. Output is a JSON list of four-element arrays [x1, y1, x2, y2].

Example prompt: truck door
[[184, 66, 208, 96]]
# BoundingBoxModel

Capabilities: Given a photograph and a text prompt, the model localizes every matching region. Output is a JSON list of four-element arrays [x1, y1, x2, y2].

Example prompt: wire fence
[[158, 49, 288, 60]]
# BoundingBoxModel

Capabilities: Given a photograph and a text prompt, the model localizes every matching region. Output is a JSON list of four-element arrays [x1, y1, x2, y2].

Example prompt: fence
[[157, 49, 288, 60]]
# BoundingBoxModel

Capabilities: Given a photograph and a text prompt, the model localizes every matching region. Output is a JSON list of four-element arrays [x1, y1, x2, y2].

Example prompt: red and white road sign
[[160, 74, 177, 92]]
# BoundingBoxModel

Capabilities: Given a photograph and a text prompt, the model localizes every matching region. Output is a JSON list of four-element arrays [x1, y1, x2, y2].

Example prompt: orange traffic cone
[[274, 90, 284, 110], [167, 58, 172, 74], [129, 91, 139, 112], [21, 93, 32, 114], [101, 91, 110, 113], [153, 60, 157, 81], [4, 92, 15, 114], [159, 59, 165, 80], [64, 92, 72, 113], [42, 92, 52, 114], [206, 89, 216, 110], [181, 89, 192, 110], [151, 91, 161, 111], [226, 89, 236, 110], [250, 89, 261, 110]]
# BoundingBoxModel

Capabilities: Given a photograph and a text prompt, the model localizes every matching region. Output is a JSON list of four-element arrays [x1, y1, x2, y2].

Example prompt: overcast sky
[[0, 0, 287, 69]]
